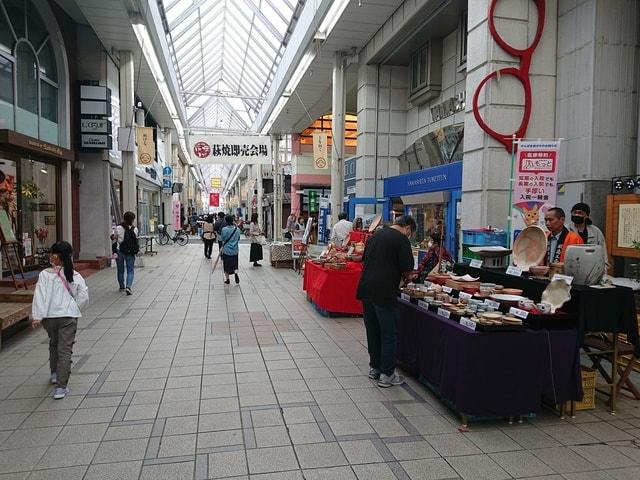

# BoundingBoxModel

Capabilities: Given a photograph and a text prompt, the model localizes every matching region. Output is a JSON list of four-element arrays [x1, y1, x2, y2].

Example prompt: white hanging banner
[[189, 135, 271, 165], [312, 132, 328, 169]]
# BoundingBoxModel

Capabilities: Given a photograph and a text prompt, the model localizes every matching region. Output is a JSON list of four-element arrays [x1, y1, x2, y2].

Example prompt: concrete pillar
[[272, 135, 282, 241], [256, 163, 263, 229], [162, 130, 173, 225], [119, 51, 137, 216], [78, 157, 111, 258], [462, 1, 558, 230], [330, 52, 346, 219]]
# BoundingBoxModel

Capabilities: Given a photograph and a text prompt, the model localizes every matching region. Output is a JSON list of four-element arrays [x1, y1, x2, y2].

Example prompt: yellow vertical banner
[[313, 132, 328, 170], [136, 126, 155, 165], [211, 177, 222, 188]]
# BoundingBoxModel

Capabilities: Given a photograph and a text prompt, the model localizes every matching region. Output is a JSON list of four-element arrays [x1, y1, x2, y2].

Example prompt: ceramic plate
[[512, 225, 548, 271], [490, 294, 527, 302], [541, 279, 571, 313]]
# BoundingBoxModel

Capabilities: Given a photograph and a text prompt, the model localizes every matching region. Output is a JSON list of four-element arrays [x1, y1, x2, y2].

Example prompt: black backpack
[[119, 227, 139, 255]]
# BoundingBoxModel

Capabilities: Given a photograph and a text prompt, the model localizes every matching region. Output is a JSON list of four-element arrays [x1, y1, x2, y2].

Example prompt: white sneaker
[[53, 387, 69, 399], [377, 373, 405, 388]]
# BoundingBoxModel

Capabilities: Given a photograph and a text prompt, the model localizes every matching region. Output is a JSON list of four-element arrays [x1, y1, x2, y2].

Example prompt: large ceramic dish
[[490, 294, 527, 302], [541, 279, 571, 313], [512, 225, 548, 271], [368, 214, 382, 233]]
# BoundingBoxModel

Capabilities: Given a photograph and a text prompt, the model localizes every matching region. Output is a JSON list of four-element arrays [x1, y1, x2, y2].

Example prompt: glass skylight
[[158, 0, 302, 132]]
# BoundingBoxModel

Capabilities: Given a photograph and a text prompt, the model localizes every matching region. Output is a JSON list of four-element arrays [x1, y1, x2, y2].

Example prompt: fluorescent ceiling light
[[283, 51, 315, 96], [315, 0, 350, 39], [260, 95, 289, 135], [133, 23, 185, 147]]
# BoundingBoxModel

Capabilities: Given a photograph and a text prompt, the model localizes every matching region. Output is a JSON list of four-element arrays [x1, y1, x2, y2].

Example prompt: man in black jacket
[[357, 216, 416, 388]]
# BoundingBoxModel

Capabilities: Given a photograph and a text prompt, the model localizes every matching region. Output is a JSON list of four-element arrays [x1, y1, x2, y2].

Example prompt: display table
[[348, 231, 368, 244], [454, 264, 640, 355], [397, 299, 583, 421], [303, 260, 363, 316]]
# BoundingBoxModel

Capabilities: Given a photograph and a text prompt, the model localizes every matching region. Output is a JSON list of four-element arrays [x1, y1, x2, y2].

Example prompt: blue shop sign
[[384, 161, 462, 197]]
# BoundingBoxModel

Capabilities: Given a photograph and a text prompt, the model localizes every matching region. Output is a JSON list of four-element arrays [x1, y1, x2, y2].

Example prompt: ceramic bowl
[[529, 265, 549, 277], [502, 288, 524, 296], [513, 225, 548, 270]]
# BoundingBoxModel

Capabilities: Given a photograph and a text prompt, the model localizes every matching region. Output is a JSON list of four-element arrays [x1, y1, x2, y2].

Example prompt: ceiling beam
[[182, 90, 264, 101]]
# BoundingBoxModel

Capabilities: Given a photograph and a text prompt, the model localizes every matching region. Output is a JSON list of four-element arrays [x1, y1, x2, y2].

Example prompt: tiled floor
[[1, 242, 640, 480]]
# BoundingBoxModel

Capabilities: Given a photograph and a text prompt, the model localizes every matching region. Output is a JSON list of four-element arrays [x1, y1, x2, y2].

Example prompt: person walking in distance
[[220, 215, 241, 284], [116, 211, 139, 295], [249, 213, 264, 267], [31, 241, 89, 399], [356, 216, 416, 387], [214, 211, 226, 252], [202, 214, 216, 259]]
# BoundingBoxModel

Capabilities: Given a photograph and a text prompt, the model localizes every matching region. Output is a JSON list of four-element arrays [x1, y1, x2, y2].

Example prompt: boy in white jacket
[[32, 241, 89, 399]]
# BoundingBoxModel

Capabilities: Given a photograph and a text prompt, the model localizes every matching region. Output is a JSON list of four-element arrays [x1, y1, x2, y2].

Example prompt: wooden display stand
[[0, 210, 28, 290]]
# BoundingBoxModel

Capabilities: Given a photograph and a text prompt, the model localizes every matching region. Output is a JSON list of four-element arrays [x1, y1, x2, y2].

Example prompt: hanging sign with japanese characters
[[189, 135, 271, 165], [511, 140, 561, 242], [136, 127, 155, 165], [312, 132, 328, 170]]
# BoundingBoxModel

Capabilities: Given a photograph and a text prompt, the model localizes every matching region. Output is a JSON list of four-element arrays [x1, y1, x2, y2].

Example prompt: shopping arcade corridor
[[1, 244, 640, 479]]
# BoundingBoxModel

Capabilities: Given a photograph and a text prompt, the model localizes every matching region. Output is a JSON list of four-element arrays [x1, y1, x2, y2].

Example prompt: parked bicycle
[[157, 224, 189, 246]]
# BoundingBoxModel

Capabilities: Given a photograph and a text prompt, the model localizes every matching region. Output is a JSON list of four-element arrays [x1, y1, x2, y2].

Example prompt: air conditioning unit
[[172, 183, 183, 193]]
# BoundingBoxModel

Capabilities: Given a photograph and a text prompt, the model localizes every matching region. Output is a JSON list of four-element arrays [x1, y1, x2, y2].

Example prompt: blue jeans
[[362, 300, 398, 376], [116, 253, 135, 288]]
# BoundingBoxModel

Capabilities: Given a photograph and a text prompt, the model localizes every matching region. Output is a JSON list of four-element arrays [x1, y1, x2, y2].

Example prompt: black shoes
[[224, 279, 230, 284], [235, 273, 240, 284], [253, 262, 262, 267]]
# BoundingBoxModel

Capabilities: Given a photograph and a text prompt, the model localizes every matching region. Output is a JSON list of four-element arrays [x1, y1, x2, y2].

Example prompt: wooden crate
[[566, 366, 597, 411]]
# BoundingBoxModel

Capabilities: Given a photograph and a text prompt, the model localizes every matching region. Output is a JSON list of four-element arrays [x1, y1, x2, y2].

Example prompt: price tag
[[437, 308, 451, 319], [552, 273, 573, 285], [400, 293, 410, 302], [459, 292, 473, 301], [460, 317, 477, 331], [418, 300, 429, 311], [442, 286, 453, 293], [470, 259, 483, 268], [506, 265, 522, 277], [509, 307, 529, 319], [484, 299, 501, 309]]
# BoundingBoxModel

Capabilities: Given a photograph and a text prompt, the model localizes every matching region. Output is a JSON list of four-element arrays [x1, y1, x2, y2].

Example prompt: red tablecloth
[[303, 261, 363, 315], [347, 230, 371, 244]]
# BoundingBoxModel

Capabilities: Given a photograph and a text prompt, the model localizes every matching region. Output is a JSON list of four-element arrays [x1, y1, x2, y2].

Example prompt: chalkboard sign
[[0, 209, 16, 243]]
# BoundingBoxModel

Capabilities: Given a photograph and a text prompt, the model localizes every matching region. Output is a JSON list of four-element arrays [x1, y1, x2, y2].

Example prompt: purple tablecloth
[[397, 299, 583, 417]]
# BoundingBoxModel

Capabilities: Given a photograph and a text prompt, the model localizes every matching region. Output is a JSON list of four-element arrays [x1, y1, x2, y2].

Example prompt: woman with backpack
[[116, 211, 139, 295], [31, 241, 89, 399], [202, 214, 216, 259]]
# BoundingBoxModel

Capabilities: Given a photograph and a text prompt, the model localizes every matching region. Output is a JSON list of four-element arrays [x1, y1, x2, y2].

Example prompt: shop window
[[0, 0, 60, 144], [459, 11, 468, 67], [15, 42, 39, 137], [410, 46, 428, 93], [0, 55, 13, 129], [20, 159, 58, 264]]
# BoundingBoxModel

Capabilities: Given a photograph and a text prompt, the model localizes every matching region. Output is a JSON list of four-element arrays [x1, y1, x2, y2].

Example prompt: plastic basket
[[462, 229, 508, 246]]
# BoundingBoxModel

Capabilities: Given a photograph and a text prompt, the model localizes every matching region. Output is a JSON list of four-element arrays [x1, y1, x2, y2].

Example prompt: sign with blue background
[[163, 179, 172, 189], [162, 166, 173, 176], [383, 161, 462, 197]]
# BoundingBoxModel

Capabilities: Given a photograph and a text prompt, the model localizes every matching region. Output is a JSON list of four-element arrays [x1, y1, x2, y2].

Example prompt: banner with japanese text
[[210, 177, 222, 188], [511, 140, 561, 242], [209, 192, 220, 207], [312, 132, 328, 169], [136, 126, 155, 165], [189, 135, 271, 165], [172, 199, 181, 230]]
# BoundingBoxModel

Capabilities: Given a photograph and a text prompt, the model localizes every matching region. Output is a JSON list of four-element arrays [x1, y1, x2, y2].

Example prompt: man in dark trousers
[[357, 216, 416, 388], [213, 212, 226, 251]]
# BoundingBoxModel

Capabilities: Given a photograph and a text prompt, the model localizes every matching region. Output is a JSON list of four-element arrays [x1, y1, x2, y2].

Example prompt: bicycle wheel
[[176, 232, 189, 246], [158, 232, 170, 245]]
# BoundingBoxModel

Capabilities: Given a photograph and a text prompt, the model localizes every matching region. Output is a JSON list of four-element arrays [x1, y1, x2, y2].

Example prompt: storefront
[[0, 130, 73, 270], [137, 178, 161, 236], [383, 161, 462, 259]]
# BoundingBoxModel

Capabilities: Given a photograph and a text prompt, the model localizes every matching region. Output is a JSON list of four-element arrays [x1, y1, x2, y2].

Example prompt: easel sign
[[0, 209, 28, 290], [606, 194, 640, 260]]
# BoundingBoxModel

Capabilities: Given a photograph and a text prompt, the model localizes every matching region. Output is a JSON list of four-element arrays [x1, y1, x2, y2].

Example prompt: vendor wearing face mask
[[570, 202, 609, 267]]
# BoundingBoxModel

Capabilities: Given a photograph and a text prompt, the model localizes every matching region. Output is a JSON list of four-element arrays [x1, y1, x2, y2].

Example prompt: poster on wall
[[617, 204, 640, 248], [189, 135, 271, 165], [172, 200, 181, 230], [312, 132, 328, 170], [137, 127, 155, 165], [209, 192, 220, 207], [511, 140, 561, 243]]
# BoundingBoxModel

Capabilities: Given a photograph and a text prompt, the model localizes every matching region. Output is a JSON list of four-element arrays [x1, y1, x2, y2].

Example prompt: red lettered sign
[[209, 192, 220, 207]]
